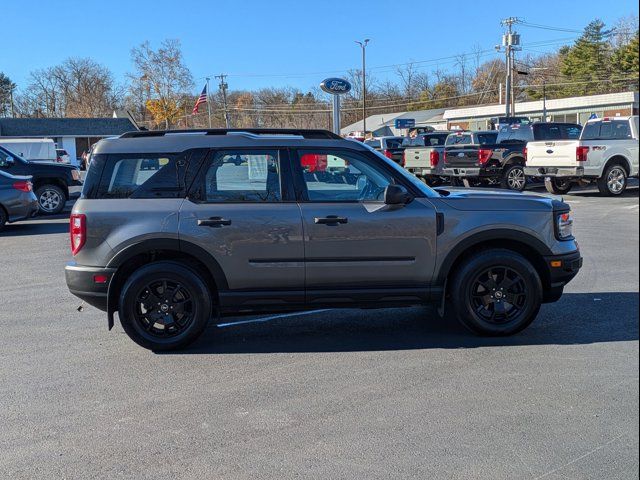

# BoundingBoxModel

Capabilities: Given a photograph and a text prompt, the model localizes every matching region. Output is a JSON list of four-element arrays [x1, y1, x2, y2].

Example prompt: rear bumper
[[443, 167, 493, 177], [542, 250, 583, 303], [65, 262, 116, 311], [524, 166, 584, 178], [7, 195, 39, 222], [407, 166, 438, 176]]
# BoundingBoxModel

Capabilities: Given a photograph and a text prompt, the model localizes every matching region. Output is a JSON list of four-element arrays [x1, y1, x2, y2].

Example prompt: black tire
[[450, 177, 464, 187], [0, 207, 7, 232], [35, 184, 66, 215], [501, 164, 527, 191], [544, 177, 573, 195], [597, 162, 627, 196], [424, 176, 443, 187], [118, 261, 212, 351], [450, 249, 542, 336]]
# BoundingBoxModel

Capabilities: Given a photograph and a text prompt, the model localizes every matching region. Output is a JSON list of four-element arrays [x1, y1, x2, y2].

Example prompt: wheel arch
[[604, 155, 631, 175], [503, 156, 526, 168], [105, 238, 228, 329], [33, 177, 69, 198], [436, 229, 552, 299]]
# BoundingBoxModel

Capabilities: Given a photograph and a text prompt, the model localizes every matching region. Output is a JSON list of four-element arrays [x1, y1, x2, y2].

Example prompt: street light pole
[[355, 39, 370, 137]]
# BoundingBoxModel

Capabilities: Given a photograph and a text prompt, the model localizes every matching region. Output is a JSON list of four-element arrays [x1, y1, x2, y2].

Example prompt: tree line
[[0, 17, 637, 130]]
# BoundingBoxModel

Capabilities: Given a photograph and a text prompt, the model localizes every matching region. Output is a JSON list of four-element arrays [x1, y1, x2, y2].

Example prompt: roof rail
[[120, 128, 342, 140]]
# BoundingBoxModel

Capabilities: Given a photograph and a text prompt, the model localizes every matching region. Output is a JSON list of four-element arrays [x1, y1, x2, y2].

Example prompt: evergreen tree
[[560, 19, 613, 96]]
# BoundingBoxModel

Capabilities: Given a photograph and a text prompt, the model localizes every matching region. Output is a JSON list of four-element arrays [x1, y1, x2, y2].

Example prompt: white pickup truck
[[525, 116, 639, 196]]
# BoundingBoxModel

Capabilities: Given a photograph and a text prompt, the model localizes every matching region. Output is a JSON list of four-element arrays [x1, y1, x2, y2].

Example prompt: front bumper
[[542, 250, 583, 303], [65, 262, 116, 311], [524, 166, 584, 178]]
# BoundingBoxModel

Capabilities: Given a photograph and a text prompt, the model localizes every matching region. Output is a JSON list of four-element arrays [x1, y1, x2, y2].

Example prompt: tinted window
[[581, 122, 600, 140], [424, 134, 448, 146], [384, 138, 403, 149], [298, 150, 393, 202], [446, 134, 472, 145], [98, 154, 177, 198], [611, 121, 632, 139], [365, 139, 381, 149], [477, 133, 498, 145], [581, 120, 632, 140], [203, 150, 281, 202]]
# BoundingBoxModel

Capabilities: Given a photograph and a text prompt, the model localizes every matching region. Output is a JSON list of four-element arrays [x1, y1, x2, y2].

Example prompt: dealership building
[[342, 91, 639, 135], [0, 113, 138, 162]]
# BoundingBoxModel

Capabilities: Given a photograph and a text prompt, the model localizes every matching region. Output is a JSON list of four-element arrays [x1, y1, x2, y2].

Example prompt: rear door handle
[[314, 215, 348, 225], [197, 217, 232, 227]]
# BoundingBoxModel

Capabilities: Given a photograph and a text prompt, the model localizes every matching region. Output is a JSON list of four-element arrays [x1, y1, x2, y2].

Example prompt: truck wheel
[[544, 178, 573, 195], [118, 261, 212, 351], [35, 184, 66, 215], [450, 178, 464, 187], [425, 176, 443, 187], [597, 163, 627, 196], [501, 165, 526, 191], [450, 249, 542, 336]]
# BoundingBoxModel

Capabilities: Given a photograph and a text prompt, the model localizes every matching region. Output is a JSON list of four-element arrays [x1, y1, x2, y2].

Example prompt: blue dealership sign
[[395, 118, 415, 129], [320, 78, 352, 95]]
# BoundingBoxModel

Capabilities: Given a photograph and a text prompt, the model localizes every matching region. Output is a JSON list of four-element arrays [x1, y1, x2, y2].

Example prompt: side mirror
[[384, 184, 412, 205]]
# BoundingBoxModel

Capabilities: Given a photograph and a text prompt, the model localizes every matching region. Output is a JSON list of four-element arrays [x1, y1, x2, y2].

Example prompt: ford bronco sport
[[65, 128, 582, 351]]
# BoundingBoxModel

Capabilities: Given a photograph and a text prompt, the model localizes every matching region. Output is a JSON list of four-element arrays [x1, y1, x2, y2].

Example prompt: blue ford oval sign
[[320, 78, 351, 95]]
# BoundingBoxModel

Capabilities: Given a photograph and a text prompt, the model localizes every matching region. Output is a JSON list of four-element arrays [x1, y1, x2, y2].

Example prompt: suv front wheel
[[450, 249, 542, 336], [35, 184, 66, 215], [118, 261, 212, 351]]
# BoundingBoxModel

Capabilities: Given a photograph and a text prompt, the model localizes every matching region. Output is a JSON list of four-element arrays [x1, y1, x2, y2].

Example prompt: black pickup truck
[[0, 145, 83, 214], [443, 123, 583, 191]]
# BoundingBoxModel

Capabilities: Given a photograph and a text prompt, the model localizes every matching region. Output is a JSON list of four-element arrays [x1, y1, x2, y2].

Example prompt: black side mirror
[[0, 156, 14, 168], [384, 184, 412, 205]]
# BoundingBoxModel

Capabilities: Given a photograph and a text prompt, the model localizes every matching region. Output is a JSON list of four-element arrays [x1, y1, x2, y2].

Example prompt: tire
[[118, 261, 212, 351], [501, 164, 527, 191], [450, 177, 464, 187], [424, 176, 443, 187], [0, 207, 7, 232], [544, 177, 573, 195], [35, 184, 66, 215], [450, 249, 542, 336], [597, 163, 627, 196]]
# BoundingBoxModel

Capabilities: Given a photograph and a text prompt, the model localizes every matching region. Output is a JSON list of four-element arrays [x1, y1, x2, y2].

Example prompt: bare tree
[[128, 39, 193, 128]]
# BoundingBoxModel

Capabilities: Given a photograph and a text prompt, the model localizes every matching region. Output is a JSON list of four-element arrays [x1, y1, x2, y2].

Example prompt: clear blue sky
[[3, 0, 638, 95]]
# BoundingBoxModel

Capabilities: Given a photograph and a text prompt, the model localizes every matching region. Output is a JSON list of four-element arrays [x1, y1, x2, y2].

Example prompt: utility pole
[[355, 39, 370, 137], [205, 77, 213, 128], [215, 73, 231, 128], [498, 17, 521, 118]]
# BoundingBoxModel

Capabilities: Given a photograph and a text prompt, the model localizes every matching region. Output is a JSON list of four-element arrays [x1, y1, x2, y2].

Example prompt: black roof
[[0, 118, 138, 137]]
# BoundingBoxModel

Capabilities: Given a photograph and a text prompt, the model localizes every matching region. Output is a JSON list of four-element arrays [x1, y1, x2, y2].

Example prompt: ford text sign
[[320, 78, 351, 95]]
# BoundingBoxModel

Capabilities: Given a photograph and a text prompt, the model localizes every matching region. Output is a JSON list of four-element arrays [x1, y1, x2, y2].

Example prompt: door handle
[[197, 217, 232, 227], [314, 215, 348, 225]]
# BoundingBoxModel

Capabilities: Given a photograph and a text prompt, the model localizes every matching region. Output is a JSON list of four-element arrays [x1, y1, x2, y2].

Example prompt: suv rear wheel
[[450, 249, 542, 336], [35, 184, 66, 215], [597, 163, 627, 196], [118, 261, 212, 351], [501, 165, 526, 191], [544, 177, 573, 195]]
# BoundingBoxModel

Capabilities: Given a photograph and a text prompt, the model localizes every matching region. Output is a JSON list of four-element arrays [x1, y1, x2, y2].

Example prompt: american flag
[[192, 84, 207, 114]]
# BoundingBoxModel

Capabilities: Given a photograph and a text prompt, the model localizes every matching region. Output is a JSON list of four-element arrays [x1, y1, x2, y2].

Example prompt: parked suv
[[65, 128, 582, 351], [0, 145, 83, 214], [525, 116, 639, 195]]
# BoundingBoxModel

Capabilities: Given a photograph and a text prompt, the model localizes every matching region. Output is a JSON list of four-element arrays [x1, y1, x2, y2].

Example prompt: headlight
[[71, 169, 80, 181], [556, 211, 574, 240]]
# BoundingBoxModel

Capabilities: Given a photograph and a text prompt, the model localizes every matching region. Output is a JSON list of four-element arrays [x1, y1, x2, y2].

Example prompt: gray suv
[[65, 129, 582, 351]]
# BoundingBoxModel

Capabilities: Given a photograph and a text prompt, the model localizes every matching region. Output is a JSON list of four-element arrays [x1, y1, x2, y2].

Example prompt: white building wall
[[61, 137, 78, 166]]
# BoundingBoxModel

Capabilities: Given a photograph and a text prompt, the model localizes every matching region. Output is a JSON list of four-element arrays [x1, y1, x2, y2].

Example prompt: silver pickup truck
[[402, 132, 453, 186]]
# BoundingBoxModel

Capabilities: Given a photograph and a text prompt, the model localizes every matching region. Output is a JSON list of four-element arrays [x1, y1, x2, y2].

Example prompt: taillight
[[430, 150, 439, 167], [478, 149, 493, 165], [523, 147, 528, 162], [576, 146, 589, 162], [70, 213, 86, 255], [401, 150, 406, 167], [383, 149, 394, 160], [12, 180, 32, 192]]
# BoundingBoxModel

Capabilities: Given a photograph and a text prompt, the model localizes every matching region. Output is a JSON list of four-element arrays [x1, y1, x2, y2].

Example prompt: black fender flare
[[105, 238, 228, 329], [435, 228, 553, 285]]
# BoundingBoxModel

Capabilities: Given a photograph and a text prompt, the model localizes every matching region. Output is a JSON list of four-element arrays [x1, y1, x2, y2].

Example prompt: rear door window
[[98, 154, 177, 198]]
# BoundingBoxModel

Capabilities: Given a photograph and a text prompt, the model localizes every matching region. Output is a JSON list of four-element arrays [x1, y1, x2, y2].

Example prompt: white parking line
[[217, 309, 332, 328]]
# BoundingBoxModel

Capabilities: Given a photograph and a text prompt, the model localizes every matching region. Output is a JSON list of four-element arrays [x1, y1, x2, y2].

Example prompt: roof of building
[[444, 91, 639, 120], [341, 108, 447, 135], [0, 117, 138, 137]]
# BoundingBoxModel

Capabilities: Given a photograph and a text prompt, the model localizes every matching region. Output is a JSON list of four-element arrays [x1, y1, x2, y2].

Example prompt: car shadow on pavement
[[568, 186, 639, 198], [0, 216, 69, 236], [166, 291, 639, 355]]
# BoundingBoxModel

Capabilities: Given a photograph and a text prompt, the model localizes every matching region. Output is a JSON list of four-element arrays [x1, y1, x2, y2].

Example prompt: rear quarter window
[[581, 120, 631, 140]]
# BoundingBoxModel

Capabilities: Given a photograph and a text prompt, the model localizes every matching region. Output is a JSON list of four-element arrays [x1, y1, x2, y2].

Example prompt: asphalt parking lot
[[0, 185, 638, 479]]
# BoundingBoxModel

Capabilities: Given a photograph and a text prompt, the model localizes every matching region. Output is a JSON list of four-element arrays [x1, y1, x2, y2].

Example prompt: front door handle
[[197, 217, 232, 227], [314, 215, 348, 225]]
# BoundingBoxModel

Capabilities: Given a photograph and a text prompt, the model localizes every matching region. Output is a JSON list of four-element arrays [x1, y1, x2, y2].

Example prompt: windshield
[[360, 143, 439, 198]]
